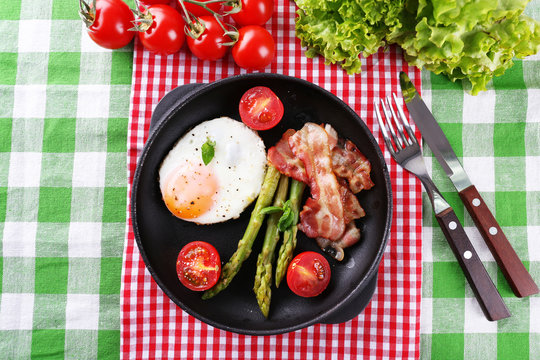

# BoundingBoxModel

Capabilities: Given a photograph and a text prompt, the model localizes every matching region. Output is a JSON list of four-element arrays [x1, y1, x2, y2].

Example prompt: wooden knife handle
[[459, 185, 539, 298], [435, 208, 511, 321]]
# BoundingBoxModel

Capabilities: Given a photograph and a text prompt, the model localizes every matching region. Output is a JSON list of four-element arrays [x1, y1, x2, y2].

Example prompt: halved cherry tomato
[[176, 241, 221, 291], [180, 0, 222, 17], [230, 0, 273, 26], [231, 25, 275, 70], [239, 86, 284, 130], [136, 4, 186, 55], [81, 0, 135, 50], [286, 251, 331, 297], [186, 16, 229, 61]]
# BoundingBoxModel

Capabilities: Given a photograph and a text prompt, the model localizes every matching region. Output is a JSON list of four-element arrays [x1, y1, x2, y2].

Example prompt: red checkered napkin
[[121, 2, 422, 358]]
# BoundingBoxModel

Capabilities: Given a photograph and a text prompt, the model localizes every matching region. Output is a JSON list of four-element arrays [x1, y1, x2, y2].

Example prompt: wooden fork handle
[[436, 208, 511, 321], [459, 185, 539, 297]]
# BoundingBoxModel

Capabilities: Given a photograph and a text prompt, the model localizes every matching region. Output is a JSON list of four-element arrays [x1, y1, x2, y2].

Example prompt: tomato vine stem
[[78, 0, 97, 28], [129, 5, 154, 33], [179, 0, 239, 42]]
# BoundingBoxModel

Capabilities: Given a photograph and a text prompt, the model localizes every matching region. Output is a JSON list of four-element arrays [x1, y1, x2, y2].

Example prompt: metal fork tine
[[374, 100, 396, 156], [380, 99, 404, 150], [392, 93, 417, 145], [385, 96, 409, 146]]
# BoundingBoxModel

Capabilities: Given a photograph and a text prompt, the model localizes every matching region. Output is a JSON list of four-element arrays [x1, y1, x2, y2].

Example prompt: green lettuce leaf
[[295, 0, 405, 74]]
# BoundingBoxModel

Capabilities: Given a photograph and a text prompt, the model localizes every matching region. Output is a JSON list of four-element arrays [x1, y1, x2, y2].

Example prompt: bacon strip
[[338, 179, 365, 223], [289, 123, 346, 241], [299, 180, 365, 245], [332, 139, 374, 194], [267, 129, 308, 183]]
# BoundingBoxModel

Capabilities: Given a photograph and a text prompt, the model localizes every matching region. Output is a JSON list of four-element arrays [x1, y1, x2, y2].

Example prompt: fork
[[375, 94, 511, 321]]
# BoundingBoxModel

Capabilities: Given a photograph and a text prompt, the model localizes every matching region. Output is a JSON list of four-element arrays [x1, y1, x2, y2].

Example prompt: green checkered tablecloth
[[421, 66, 540, 359], [419, 0, 540, 354], [1, 0, 539, 359], [0, 0, 131, 358]]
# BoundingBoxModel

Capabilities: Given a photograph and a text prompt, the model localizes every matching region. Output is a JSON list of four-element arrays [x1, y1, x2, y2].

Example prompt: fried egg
[[159, 117, 267, 224]]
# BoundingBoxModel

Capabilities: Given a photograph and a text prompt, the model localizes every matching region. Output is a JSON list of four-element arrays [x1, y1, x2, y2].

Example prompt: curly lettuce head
[[294, 0, 540, 94]]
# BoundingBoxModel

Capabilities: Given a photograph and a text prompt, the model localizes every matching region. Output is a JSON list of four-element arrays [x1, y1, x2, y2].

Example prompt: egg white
[[159, 117, 267, 224]]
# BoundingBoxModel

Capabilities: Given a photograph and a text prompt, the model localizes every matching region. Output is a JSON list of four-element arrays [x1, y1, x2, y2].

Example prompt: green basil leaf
[[277, 200, 294, 232], [277, 209, 294, 232], [201, 138, 216, 165]]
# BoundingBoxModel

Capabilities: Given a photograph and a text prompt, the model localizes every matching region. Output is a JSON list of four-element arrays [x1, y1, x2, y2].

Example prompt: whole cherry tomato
[[239, 86, 284, 130], [286, 251, 331, 297], [136, 4, 186, 55], [80, 0, 134, 49], [231, 0, 273, 26], [187, 16, 230, 61], [138, 0, 171, 11], [139, 0, 171, 5], [232, 25, 274, 70], [179, 0, 222, 17], [176, 241, 221, 291]]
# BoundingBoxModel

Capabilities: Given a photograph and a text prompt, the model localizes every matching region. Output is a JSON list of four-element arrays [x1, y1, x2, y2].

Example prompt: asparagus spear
[[202, 164, 281, 300], [254, 174, 289, 318], [275, 179, 306, 287]]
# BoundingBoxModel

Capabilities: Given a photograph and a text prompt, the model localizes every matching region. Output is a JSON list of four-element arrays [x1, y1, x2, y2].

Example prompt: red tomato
[[187, 16, 229, 61], [239, 86, 284, 130], [231, 0, 273, 26], [137, 4, 186, 55], [176, 241, 221, 291], [138, 0, 171, 11], [82, 0, 134, 49], [139, 0, 171, 5], [180, 0, 222, 17], [286, 251, 331, 297], [232, 25, 274, 70]]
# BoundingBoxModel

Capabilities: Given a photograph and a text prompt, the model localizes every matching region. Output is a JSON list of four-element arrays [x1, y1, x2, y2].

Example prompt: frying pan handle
[[149, 83, 206, 136]]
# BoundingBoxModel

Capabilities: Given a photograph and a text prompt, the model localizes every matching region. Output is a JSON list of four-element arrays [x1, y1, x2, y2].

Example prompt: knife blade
[[399, 71, 539, 298]]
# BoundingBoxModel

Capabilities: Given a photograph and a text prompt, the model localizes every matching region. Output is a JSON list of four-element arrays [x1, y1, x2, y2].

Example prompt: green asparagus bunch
[[202, 164, 281, 300], [253, 175, 289, 318]]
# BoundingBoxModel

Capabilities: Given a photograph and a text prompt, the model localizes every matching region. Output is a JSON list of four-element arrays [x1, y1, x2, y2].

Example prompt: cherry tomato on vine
[[138, 0, 171, 11], [79, 0, 134, 49], [286, 251, 331, 298], [231, 0, 273, 26], [176, 241, 221, 291], [180, 0, 222, 17], [139, 0, 171, 5], [239, 86, 284, 130], [135, 4, 186, 55], [187, 16, 230, 61], [232, 25, 274, 70]]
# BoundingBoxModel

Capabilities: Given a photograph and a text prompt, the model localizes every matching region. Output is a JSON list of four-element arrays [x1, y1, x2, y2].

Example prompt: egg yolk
[[162, 163, 218, 219]]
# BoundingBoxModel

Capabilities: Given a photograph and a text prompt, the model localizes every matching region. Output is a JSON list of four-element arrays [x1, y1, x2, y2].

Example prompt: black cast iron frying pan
[[131, 73, 392, 335]]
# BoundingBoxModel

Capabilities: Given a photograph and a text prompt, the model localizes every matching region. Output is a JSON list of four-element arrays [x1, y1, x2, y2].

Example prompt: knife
[[399, 72, 539, 298]]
